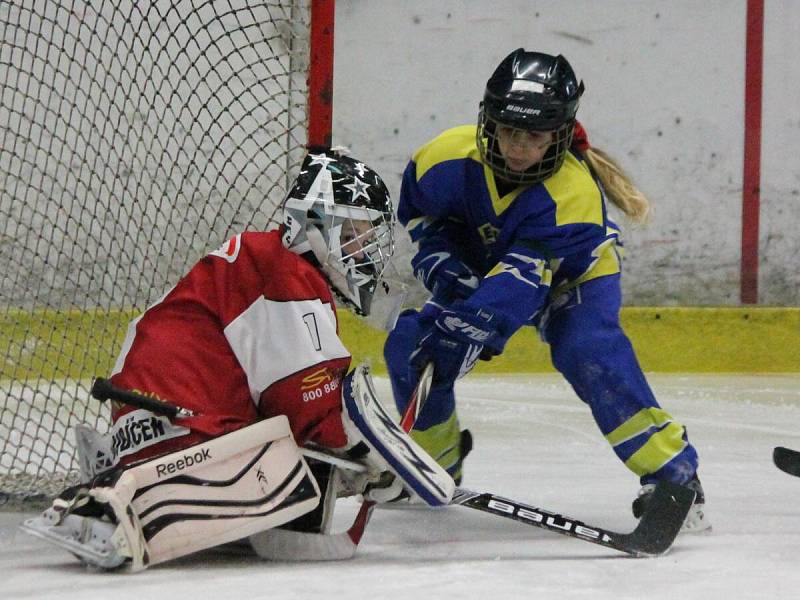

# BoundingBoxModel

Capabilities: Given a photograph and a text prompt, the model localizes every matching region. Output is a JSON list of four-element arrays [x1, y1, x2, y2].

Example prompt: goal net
[[1, 0, 329, 505]]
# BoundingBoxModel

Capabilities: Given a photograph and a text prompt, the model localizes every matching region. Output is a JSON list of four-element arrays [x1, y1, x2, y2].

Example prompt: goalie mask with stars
[[281, 149, 395, 316]]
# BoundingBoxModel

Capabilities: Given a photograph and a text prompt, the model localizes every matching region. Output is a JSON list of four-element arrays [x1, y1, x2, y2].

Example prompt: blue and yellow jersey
[[400, 125, 622, 345]]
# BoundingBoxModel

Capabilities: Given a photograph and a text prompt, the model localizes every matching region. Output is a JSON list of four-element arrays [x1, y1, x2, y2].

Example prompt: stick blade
[[400, 362, 434, 431], [249, 527, 357, 561], [249, 502, 375, 561], [618, 480, 696, 557], [774, 446, 800, 477]]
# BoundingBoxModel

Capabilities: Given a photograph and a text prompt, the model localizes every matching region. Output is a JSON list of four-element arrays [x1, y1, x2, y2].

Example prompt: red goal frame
[[307, 0, 335, 149]]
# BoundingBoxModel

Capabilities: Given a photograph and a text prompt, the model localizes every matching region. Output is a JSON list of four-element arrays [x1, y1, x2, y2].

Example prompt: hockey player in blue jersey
[[383, 48, 709, 531]]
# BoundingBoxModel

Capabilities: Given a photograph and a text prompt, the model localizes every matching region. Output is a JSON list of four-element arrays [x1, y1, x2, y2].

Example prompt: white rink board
[[332, 0, 800, 305], [3, 373, 800, 600]]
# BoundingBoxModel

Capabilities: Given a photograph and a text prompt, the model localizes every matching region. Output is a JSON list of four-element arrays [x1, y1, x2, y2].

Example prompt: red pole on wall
[[307, 0, 335, 149], [741, 0, 764, 304]]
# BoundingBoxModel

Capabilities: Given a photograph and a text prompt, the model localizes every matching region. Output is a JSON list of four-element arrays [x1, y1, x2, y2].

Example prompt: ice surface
[[3, 373, 800, 600]]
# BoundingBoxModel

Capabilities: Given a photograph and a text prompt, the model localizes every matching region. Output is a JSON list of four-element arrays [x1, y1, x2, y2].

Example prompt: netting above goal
[[1, 0, 325, 504]]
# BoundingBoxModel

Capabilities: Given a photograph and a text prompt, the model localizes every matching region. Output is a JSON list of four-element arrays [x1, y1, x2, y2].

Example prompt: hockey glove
[[410, 306, 500, 388], [412, 251, 480, 305]]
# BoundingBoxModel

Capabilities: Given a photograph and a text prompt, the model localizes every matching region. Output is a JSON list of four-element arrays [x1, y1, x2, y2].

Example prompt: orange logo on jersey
[[301, 368, 333, 390]]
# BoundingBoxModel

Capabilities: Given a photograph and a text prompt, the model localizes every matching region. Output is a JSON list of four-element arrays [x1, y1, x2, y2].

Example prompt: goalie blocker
[[22, 365, 454, 571]]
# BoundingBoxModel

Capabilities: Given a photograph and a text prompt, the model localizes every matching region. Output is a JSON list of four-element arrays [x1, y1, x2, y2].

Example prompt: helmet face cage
[[476, 110, 575, 186], [282, 150, 395, 316], [477, 49, 583, 186]]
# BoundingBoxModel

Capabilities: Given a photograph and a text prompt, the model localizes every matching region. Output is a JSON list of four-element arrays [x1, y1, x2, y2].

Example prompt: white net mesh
[[1, 0, 315, 505]]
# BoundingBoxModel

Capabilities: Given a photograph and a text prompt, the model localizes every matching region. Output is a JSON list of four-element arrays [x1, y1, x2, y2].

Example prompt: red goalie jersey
[[109, 230, 351, 465]]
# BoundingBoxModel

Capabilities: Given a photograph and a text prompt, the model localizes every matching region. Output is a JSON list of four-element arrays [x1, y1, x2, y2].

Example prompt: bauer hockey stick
[[773, 446, 800, 477], [306, 447, 694, 557], [310, 363, 693, 557], [400, 362, 434, 431], [449, 483, 694, 557], [403, 364, 696, 558]]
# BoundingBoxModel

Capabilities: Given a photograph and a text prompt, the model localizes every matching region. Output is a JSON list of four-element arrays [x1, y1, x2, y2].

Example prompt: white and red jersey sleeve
[[110, 230, 351, 462]]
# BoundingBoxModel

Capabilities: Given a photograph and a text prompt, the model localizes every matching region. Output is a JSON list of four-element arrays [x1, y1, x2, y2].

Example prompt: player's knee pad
[[410, 414, 463, 473], [23, 416, 320, 572], [340, 363, 455, 506]]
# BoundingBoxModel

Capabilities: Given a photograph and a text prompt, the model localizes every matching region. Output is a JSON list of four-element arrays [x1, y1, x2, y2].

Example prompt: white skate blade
[[21, 513, 127, 569]]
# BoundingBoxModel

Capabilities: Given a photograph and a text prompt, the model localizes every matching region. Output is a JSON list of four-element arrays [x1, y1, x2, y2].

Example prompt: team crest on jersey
[[210, 234, 242, 263], [477, 223, 500, 246]]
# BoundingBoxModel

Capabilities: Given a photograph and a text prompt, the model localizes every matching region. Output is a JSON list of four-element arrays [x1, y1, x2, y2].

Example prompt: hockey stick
[[304, 448, 694, 557], [303, 363, 692, 557], [245, 365, 436, 560], [399, 364, 695, 557], [451, 483, 693, 557], [400, 362, 434, 431], [773, 446, 800, 477], [91, 377, 195, 418]]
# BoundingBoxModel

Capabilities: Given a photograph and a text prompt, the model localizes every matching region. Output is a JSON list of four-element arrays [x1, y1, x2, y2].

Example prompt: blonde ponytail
[[584, 147, 650, 224]]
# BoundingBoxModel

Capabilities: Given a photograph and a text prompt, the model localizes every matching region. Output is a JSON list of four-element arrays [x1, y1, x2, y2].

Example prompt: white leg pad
[[23, 416, 320, 572]]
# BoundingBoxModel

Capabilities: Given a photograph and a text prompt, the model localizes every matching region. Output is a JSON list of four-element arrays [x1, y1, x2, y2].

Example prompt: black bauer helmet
[[477, 49, 585, 185], [282, 149, 395, 316]]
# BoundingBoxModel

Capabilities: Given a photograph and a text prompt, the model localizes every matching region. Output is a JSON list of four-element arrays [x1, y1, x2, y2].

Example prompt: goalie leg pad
[[22, 416, 321, 571], [341, 364, 455, 506]]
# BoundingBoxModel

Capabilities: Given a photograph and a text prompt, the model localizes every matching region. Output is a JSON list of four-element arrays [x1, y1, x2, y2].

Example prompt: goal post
[[0, 0, 335, 505]]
